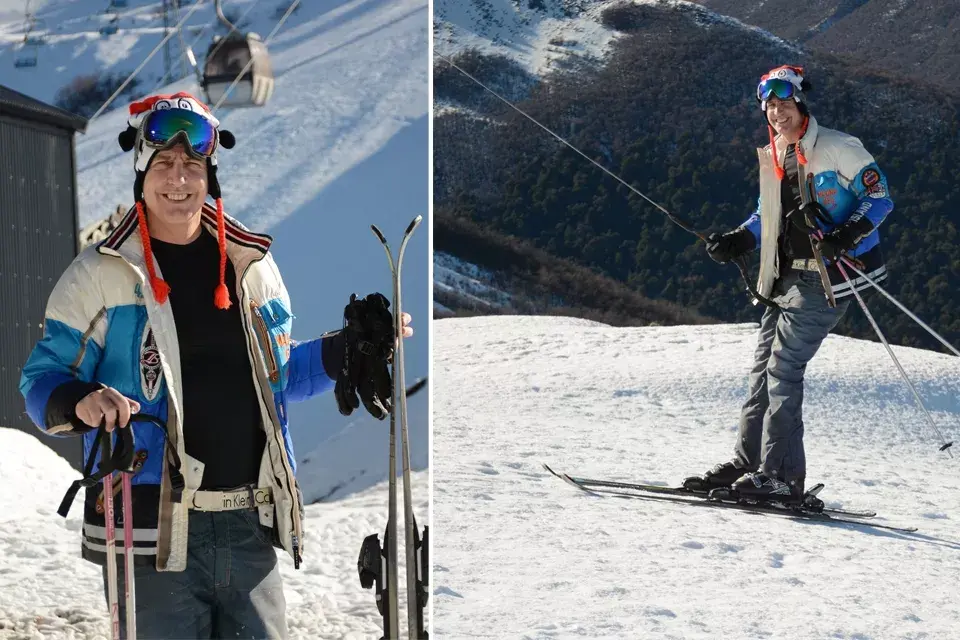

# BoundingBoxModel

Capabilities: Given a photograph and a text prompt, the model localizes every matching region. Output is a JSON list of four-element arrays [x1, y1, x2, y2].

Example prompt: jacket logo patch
[[140, 326, 163, 401], [862, 169, 880, 187], [817, 188, 837, 209], [866, 182, 887, 199]]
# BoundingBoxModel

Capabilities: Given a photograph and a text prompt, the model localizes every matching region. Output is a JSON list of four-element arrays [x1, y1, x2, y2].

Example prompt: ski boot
[[682, 461, 750, 493], [710, 472, 804, 505]]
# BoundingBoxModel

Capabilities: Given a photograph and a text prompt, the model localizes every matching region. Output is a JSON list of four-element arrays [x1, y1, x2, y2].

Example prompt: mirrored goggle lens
[[758, 78, 796, 102], [142, 108, 216, 156]]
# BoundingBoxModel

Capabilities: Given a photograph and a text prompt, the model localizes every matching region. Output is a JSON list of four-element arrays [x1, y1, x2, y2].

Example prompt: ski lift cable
[[170, 0, 191, 81], [190, 0, 255, 58], [432, 49, 703, 240], [210, 0, 301, 113], [86, 0, 207, 125]]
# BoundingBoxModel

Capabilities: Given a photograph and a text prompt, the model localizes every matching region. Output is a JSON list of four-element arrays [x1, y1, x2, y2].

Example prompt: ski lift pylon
[[201, 0, 274, 108]]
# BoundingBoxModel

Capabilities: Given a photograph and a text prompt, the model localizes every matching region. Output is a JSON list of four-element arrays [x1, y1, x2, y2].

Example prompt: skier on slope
[[19, 92, 413, 639], [683, 66, 893, 503]]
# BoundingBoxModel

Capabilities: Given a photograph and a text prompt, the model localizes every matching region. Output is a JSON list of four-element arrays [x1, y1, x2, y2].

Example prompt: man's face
[[142, 145, 208, 229], [765, 96, 804, 139]]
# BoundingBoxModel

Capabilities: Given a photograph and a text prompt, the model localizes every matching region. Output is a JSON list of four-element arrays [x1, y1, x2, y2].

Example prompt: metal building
[[0, 85, 87, 472]]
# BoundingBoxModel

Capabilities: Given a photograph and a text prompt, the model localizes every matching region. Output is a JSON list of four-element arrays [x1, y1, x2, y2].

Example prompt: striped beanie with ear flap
[[117, 92, 237, 310], [758, 65, 813, 180]]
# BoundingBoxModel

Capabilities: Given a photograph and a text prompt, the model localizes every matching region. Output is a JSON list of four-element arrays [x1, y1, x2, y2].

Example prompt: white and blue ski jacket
[[19, 203, 339, 571], [741, 116, 894, 300]]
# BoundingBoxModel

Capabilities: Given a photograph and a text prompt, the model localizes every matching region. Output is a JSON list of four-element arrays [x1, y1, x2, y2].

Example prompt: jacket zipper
[[250, 302, 280, 384], [244, 295, 302, 569]]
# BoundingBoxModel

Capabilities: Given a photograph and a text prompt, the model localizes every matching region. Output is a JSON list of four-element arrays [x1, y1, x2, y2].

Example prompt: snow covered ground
[[433, 315, 960, 639], [433, 0, 801, 79], [433, 251, 512, 314], [434, 0, 619, 77], [1, 0, 429, 637], [0, 426, 428, 639]]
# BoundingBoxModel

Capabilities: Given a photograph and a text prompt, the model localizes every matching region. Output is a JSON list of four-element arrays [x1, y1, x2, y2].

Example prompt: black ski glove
[[334, 293, 395, 420], [705, 227, 756, 264], [789, 201, 833, 235], [814, 216, 875, 262]]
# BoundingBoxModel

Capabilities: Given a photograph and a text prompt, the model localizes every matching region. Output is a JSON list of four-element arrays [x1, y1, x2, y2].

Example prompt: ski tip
[[405, 215, 423, 234], [541, 462, 560, 477], [370, 224, 387, 243]]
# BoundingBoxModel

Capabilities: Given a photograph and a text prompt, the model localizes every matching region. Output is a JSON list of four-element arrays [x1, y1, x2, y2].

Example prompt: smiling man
[[20, 92, 412, 639], [685, 66, 894, 503]]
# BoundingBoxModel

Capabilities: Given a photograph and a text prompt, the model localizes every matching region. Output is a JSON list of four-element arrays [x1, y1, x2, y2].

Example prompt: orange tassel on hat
[[136, 201, 171, 304], [213, 198, 231, 310], [769, 116, 811, 180]]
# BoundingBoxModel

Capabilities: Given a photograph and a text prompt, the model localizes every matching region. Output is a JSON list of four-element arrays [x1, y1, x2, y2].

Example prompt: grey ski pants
[[734, 270, 851, 481], [102, 509, 286, 639]]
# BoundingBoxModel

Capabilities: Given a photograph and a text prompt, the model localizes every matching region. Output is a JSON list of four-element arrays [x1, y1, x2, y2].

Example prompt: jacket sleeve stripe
[[284, 336, 336, 402], [20, 318, 104, 432]]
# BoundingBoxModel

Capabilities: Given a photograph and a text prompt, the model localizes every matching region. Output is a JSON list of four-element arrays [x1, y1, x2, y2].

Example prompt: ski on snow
[[543, 464, 918, 534], [556, 470, 876, 518], [358, 216, 429, 640]]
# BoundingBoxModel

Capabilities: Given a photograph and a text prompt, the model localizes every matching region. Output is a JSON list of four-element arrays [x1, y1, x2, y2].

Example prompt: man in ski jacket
[[684, 66, 893, 502], [19, 92, 412, 639]]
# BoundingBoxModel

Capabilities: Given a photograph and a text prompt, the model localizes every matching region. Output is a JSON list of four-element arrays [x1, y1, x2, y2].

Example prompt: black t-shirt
[[779, 144, 814, 262], [150, 231, 265, 490]]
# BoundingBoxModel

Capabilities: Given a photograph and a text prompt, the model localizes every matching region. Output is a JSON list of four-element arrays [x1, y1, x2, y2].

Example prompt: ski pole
[[121, 469, 136, 639], [102, 433, 121, 639], [837, 256, 960, 358], [830, 252, 955, 455]]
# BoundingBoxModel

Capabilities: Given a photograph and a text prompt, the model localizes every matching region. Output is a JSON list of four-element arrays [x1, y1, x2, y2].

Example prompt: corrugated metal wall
[[0, 113, 82, 471]]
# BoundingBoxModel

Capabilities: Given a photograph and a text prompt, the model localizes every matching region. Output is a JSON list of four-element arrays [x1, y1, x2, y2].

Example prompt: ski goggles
[[757, 78, 800, 103], [140, 108, 218, 157]]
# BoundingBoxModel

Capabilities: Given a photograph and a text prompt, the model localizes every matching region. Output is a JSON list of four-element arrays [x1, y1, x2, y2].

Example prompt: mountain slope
[[698, 0, 960, 92], [432, 0, 960, 352], [432, 315, 960, 638]]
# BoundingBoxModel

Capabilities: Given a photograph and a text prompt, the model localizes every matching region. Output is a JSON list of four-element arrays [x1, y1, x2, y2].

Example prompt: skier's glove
[[814, 216, 875, 262], [789, 201, 833, 235], [334, 292, 395, 420], [705, 227, 755, 264]]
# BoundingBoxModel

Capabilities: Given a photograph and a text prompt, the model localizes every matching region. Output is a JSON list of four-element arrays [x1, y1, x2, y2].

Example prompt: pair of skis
[[358, 216, 429, 640], [543, 464, 919, 533]]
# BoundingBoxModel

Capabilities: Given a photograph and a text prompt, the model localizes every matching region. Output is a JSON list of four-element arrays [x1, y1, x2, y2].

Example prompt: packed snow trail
[[0, 426, 428, 639], [433, 316, 960, 639]]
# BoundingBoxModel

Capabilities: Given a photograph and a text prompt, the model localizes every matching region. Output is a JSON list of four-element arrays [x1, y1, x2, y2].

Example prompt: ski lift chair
[[201, 32, 274, 107], [14, 52, 38, 68]]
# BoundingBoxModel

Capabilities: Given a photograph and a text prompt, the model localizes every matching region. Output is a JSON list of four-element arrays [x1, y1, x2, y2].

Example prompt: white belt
[[189, 486, 273, 512], [791, 258, 821, 272]]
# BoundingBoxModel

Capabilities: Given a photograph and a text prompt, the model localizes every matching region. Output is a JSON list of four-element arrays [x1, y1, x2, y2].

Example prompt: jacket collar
[[773, 115, 820, 158], [96, 202, 273, 268]]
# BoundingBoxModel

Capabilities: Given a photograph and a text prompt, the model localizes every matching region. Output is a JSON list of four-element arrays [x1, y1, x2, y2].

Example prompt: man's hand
[[705, 228, 755, 264], [75, 387, 140, 432], [401, 312, 413, 338]]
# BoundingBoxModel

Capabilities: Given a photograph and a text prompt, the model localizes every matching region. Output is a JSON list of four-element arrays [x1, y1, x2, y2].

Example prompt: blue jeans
[[734, 270, 851, 481], [102, 509, 286, 639]]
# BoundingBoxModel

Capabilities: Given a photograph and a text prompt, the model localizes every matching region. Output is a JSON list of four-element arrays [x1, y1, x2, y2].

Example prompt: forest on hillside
[[434, 2, 960, 353]]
